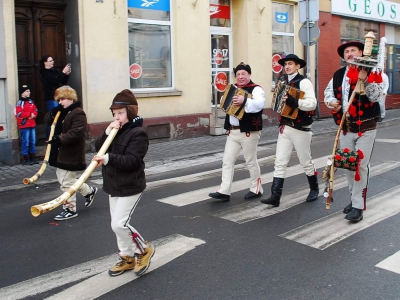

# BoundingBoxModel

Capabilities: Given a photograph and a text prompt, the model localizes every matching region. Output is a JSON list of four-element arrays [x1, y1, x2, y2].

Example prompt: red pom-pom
[[364, 103, 369, 108], [375, 72, 383, 83], [367, 71, 376, 83], [335, 154, 341, 160], [349, 157, 356, 163], [358, 110, 364, 116], [336, 120, 341, 125], [349, 105, 356, 116], [358, 132, 363, 137], [357, 149, 364, 159], [337, 93, 342, 99], [355, 173, 361, 181], [356, 120, 362, 125], [358, 102, 362, 106], [338, 86, 342, 91], [336, 114, 341, 118], [343, 148, 350, 152]]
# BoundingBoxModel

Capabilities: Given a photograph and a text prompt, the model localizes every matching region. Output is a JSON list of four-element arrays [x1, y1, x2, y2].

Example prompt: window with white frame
[[271, 3, 294, 89], [128, 0, 172, 89]]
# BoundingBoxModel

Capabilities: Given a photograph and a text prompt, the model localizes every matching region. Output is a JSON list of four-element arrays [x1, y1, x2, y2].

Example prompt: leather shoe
[[244, 191, 262, 200], [343, 202, 352, 214], [209, 192, 230, 201], [345, 208, 363, 222]]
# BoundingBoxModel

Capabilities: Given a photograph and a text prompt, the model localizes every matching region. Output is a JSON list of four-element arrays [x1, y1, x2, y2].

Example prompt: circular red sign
[[214, 72, 227, 92], [272, 54, 283, 74], [214, 52, 223, 65], [129, 63, 142, 79]]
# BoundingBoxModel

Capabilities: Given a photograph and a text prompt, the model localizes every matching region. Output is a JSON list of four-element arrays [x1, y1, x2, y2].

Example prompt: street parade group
[[18, 35, 385, 277]]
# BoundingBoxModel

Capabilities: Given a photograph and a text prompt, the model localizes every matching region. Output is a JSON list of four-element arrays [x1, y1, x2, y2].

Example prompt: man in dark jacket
[[45, 86, 97, 221], [93, 89, 154, 277]]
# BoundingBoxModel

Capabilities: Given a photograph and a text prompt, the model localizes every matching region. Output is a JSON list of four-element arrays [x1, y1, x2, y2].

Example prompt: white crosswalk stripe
[[0, 234, 205, 300], [280, 186, 400, 250], [213, 161, 400, 223]]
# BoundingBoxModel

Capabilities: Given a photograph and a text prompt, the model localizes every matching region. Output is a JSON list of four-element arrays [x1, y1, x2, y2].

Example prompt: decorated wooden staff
[[23, 111, 61, 185], [30, 128, 118, 217], [323, 33, 386, 209]]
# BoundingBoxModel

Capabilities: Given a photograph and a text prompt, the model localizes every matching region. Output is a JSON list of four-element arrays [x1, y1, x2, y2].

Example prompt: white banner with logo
[[332, 0, 400, 25]]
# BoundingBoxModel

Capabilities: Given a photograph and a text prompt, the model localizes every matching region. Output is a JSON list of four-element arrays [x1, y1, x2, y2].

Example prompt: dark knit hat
[[233, 62, 251, 75], [19, 85, 30, 96], [110, 89, 138, 120], [337, 41, 364, 59], [278, 54, 306, 68]]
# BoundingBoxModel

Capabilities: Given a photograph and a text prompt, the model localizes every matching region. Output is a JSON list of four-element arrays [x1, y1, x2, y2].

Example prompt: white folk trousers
[[218, 130, 263, 195], [274, 125, 316, 178], [109, 193, 147, 257], [339, 129, 376, 210], [56, 168, 92, 212]]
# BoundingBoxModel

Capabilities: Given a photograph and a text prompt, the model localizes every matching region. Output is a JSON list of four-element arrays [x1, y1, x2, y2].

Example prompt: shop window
[[128, 0, 172, 90], [210, 0, 231, 28], [272, 3, 294, 89]]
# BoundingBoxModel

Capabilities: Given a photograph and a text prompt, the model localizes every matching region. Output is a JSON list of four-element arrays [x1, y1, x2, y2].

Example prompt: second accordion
[[219, 83, 251, 120], [271, 81, 305, 119]]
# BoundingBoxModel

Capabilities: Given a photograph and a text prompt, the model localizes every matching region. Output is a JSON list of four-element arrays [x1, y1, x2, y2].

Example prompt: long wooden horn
[[30, 128, 119, 217], [23, 111, 61, 185]]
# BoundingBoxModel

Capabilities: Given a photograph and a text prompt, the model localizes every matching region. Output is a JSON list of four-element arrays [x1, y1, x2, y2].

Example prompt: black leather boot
[[345, 208, 363, 222], [343, 202, 352, 214], [22, 155, 31, 165], [306, 175, 319, 202], [29, 153, 39, 165], [260, 177, 284, 207]]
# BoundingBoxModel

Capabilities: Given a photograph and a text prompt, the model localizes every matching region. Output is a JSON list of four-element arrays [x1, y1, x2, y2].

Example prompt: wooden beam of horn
[[31, 128, 119, 217], [23, 111, 61, 185]]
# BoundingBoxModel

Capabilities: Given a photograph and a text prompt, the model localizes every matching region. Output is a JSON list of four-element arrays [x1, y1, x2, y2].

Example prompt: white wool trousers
[[218, 129, 263, 195], [339, 129, 376, 210], [274, 125, 316, 178], [109, 193, 147, 257], [56, 168, 92, 212]]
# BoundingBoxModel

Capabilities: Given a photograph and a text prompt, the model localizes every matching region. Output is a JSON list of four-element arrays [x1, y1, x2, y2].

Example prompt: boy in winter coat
[[93, 89, 155, 277], [14, 85, 39, 165], [45, 85, 97, 221]]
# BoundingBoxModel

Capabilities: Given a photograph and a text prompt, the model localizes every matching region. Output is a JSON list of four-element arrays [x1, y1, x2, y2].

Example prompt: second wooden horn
[[30, 128, 119, 217], [23, 111, 61, 185]]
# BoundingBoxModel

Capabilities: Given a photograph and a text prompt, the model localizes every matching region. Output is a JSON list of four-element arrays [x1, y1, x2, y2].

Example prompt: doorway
[[15, 0, 67, 141]]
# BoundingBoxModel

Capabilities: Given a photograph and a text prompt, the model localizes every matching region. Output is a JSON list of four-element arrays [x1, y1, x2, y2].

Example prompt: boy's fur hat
[[110, 89, 138, 120], [54, 86, 78, 102]]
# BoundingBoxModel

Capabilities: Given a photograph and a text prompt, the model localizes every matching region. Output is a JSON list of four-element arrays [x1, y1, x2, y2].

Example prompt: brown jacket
[[45, 102, 87, 171], [95, 118, 148, 197]]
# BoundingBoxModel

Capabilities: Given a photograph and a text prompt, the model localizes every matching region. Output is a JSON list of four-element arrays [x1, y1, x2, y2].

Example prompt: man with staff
[[209, 62, 265, 201], [260, 54, 318, 208], [324, 40, 383, 223]]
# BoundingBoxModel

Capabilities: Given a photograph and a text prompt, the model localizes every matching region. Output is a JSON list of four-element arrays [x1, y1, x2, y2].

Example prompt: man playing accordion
[[209, 62, 265, 201], [261, 54, 318, 208]]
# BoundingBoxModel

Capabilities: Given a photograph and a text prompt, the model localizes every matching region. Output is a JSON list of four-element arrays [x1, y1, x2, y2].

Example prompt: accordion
[[271, 81, 305, 119], [219, 84, 251, 120]]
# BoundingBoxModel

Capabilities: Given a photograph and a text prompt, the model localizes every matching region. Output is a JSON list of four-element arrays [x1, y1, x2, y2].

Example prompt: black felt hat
[[278, 54, 306, 68], [337, 41, 364, 59]]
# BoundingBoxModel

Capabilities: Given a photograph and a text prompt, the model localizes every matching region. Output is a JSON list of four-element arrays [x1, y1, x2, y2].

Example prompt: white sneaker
[[54, 208, 78, 221]]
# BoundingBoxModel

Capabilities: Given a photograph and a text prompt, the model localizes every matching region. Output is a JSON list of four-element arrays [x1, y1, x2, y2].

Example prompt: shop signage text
[[129, 63, 142, 80], [272, 54, 283, 74], [210, 4, 230, 20], [212, 48, 229, 65], [332, 0, 399, 25], [214, 72, 228, 92]]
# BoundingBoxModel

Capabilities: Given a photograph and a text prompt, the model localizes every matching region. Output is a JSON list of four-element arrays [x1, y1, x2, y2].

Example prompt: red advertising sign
[[210, 4, 230, 19], [214, 72, 227, 92], [214, 52, 223, 65], [272, 54, 283, 74], [129, 63, 142, 79]]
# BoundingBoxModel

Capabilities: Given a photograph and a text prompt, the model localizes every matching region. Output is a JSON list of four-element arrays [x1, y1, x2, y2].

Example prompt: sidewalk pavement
[[1, 109, 400, 191]]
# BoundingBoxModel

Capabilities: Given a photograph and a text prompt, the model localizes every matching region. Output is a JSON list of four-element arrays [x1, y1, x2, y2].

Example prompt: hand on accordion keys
[[285, 94, 299, 108]]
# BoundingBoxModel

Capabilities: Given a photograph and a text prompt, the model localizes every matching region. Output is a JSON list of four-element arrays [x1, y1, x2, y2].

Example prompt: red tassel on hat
[[375, 72, 383, 83], [367, 71, 376, 83]]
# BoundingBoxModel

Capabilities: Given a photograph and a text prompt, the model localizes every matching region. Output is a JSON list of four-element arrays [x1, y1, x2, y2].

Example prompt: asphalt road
[[1, 123, 400, 300]]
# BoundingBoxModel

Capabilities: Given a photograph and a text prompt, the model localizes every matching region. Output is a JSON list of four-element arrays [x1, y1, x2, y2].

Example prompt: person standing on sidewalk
[[93, 89, 155, 277], [324, 41, 382, 223], [260, 54, 318, 208], [209, 62, 265, 201], [14, 85, 39, 165], [45, 86, 97, 221], [39, 55, 71, 139]]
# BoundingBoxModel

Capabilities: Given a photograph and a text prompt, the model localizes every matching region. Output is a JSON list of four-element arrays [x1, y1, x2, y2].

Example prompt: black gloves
[[47, 135, 61, 147], [51, 105, 63, 118], [285, 95, 299, 108]]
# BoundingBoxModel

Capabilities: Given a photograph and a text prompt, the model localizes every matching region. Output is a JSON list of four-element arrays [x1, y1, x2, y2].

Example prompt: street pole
[[306, 0, 311, 79]]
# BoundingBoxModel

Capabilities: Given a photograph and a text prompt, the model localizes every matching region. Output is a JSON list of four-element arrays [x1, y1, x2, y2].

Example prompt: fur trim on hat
[[233, 62, 251, 75], [54, 86, 78, 102], [110, 89, 138, 120]]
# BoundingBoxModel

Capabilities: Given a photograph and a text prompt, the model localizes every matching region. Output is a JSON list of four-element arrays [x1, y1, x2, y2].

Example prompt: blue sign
[[128, 0, 170, 12], [275, 12, 288, 24]]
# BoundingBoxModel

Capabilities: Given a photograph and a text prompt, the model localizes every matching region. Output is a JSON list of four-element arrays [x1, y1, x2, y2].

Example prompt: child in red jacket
[[14, 85, 39, 165]]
